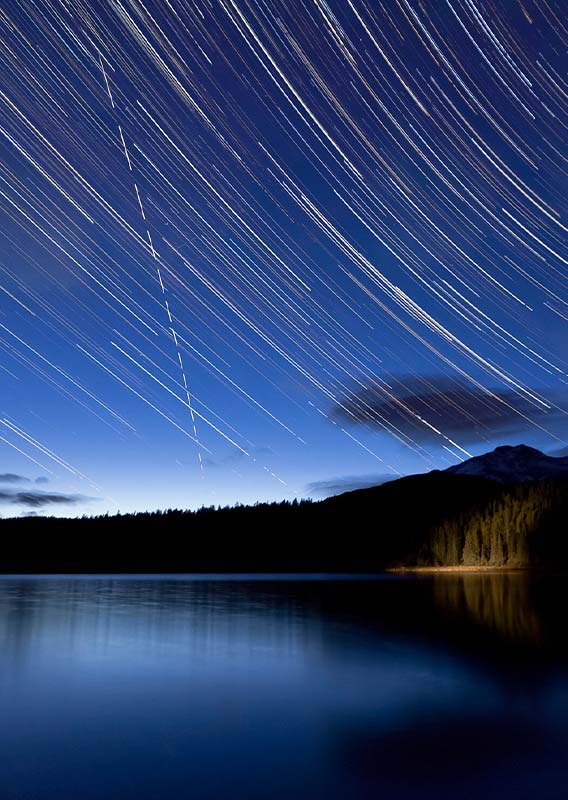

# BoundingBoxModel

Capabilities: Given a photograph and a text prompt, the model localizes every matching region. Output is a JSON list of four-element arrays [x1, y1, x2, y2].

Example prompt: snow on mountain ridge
[[446, 445, 568, 484]]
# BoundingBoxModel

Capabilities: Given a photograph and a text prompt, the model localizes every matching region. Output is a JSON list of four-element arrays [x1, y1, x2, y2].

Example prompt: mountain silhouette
[[0, 445, 566, 572], [446, 444, 568, 483]]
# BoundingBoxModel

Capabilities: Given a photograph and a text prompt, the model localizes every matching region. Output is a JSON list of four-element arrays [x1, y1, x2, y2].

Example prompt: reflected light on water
[[0, 574, 568, 799]]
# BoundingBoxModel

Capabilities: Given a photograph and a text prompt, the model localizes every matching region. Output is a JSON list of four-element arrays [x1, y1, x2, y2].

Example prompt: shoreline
[[387, 565, 530, 574]]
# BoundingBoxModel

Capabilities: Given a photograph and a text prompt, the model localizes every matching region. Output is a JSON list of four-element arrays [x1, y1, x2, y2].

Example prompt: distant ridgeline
[[1, 445, 568, 573]]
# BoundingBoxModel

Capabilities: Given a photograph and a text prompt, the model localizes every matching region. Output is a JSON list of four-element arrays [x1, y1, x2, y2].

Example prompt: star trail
[[0, 0, 566, 514]]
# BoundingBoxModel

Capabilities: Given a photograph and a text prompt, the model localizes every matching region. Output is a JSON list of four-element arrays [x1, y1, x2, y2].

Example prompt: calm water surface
[[1, 573, 568, 799]]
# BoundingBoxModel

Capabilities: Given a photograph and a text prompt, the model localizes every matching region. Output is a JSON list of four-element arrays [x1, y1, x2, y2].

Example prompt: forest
[[416, 479, 568, 568], [0, 473, 566, 572]]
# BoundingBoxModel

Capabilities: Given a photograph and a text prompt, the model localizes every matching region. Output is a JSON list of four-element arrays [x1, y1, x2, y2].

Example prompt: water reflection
[[429, 571, 568, 664], [433, 572, 542, 645], [0, 577, 323, 671], [0, 574, 567, 799]]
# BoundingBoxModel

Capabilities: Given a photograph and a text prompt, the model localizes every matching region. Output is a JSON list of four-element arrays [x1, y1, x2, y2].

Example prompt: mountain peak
[[492, 444, 542, 455], [446, 444, 568, 483]]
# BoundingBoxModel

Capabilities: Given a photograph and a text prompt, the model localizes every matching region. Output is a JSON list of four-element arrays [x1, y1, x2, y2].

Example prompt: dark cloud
[[331, 374, 567, 446], [0, 473, 31, 484], [0, 489, 94, 509], [305, 474, 398, 499], [35, 477, 50, 485]]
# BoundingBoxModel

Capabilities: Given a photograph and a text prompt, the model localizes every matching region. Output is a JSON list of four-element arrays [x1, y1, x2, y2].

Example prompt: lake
[[1, 573, 567, 799]]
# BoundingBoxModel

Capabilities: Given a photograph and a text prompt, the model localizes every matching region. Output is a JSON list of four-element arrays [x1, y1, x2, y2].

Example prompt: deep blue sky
[[0, 0, 566, 516]]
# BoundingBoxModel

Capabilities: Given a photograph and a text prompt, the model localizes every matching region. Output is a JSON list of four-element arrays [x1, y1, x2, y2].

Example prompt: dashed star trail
[[0, 0, 566, 514]]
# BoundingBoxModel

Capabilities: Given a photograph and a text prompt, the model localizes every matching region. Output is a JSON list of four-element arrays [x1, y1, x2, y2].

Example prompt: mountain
[[322, 461, 568, 569], [0, 444, 566, 572], [446, 444, 568, 483]]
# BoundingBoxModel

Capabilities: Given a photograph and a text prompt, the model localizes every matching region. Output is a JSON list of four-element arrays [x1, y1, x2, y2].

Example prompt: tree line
[[0, 475, 566, 572]]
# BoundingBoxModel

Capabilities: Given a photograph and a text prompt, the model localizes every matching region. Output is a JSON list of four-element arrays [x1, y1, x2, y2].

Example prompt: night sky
[[0, 0, 566, 516]]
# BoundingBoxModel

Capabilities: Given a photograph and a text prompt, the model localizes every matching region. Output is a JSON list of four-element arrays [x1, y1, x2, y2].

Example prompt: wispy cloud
[[0, 489, 95, 509], [202, 446, 275, 469], [548, 445, 568, 458], [0, 473, 31, 484], [305, 474, 397, 499]]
